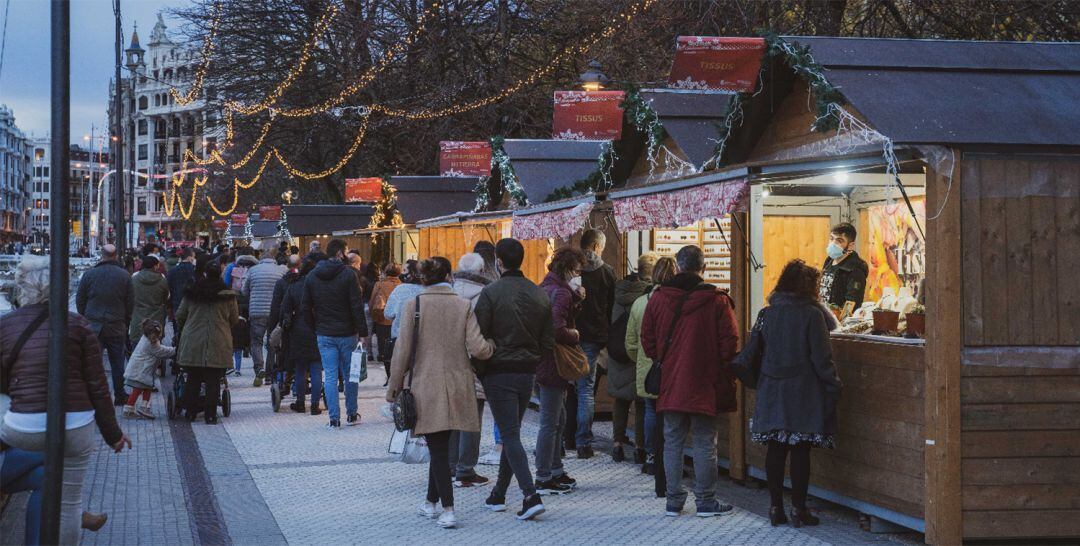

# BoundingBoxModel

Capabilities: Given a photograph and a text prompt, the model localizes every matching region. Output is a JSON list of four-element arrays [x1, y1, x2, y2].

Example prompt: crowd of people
[[0, 220, 864, 539]]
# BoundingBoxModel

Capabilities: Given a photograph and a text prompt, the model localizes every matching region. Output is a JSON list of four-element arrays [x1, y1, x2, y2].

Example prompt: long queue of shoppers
[[371, 231, 843, 529]]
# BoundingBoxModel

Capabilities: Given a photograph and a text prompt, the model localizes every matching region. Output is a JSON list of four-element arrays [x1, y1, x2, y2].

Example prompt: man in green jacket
[[129, 256, 171, 349]]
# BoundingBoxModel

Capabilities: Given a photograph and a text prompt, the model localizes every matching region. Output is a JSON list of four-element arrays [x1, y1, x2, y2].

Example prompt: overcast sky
[[1, 0, 176, 145]]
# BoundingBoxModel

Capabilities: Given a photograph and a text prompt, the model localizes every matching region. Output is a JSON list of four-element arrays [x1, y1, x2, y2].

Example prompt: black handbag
[[732, 309, 766, 389], [644, 289, 696, 396], [392, 295, 421, 432]]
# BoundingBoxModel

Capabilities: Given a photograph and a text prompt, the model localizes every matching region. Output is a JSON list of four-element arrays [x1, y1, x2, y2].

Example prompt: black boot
[[383, 362, 391, 387], [769, 506, 788, 526]]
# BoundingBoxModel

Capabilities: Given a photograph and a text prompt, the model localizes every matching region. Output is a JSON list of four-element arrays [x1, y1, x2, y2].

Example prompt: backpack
[[607, 310, 632, 364]]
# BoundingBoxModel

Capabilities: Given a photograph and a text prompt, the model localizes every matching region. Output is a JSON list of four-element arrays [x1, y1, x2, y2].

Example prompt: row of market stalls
[[396, 36, 1078, 544], [231, 35, 1076, 544]]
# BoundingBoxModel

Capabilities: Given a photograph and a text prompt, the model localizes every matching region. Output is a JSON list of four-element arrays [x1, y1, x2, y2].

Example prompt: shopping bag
[[388, 427, 409, 454], [400, 431, 430, 464], [349, 343, 367, 384]]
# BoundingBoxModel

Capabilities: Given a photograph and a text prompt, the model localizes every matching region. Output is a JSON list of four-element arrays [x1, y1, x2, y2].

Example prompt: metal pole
[[113, 0, 124, 253], [42, 0, 71, 542]]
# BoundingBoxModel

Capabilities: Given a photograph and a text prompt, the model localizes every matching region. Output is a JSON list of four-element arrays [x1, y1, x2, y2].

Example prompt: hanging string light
[[272, 112, 371, 179], [170, 1, 222, 105]]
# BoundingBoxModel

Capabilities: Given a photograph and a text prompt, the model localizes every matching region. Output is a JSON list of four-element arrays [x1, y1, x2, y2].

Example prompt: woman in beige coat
[[386, 257, 494, 529]]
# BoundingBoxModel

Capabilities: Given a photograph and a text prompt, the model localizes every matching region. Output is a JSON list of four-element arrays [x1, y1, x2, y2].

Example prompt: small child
[[123, 319, 176, 419]]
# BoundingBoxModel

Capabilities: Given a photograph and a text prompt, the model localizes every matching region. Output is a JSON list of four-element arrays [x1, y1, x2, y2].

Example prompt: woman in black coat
[[280, 257, 323, 414], [750, 259, 842, 527]]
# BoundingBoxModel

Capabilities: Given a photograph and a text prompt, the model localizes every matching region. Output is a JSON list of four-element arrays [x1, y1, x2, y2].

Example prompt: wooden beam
[[924, 150, 964, 544], [728, 211, 748, 481]]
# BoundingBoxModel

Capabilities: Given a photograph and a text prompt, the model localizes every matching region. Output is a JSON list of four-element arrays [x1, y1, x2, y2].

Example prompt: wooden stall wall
[[958, 155, 1080, 540], [761, 215, 831, 304], [419, 223, 550, 284], [744, 340, 926, 523]]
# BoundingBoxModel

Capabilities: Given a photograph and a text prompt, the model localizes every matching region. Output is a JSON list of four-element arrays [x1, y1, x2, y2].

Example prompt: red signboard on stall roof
[[668, 36, 765, 92], [231, 213, 248, 225], [344, 178, 383, 203], [552, 91, 625, 141], [213, 219, 229, 231], [439, 141, 492, 177], [258, 205, 282, 221]]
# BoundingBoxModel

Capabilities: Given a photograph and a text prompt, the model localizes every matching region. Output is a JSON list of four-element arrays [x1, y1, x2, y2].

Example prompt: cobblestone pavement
[[2, 356, 923, 545]]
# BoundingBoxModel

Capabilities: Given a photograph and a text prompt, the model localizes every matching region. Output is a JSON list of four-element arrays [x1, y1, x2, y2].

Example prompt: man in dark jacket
[[76, 244, 134, 405], [167, 247, 197, 317], [474, 238, 554, 520], [281, 257, 323, 415], [569, 229, 616, 458], [302, 239, 367, 428], [641, 245, 739, 518], [819, 222, 869, 316]]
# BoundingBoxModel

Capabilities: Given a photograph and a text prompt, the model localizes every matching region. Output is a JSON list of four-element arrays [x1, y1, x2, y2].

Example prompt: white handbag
[[348, 343, 367, 384], [400, 430, 430, 464]]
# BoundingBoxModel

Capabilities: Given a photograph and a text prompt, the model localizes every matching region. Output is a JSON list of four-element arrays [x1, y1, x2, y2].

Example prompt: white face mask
[[569, 276, 582, 290]]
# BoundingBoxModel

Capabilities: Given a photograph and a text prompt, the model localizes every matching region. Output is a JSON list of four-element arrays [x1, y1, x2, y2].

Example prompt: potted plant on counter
[[872, 306, 900, 335], [905, 304, 926, 338]]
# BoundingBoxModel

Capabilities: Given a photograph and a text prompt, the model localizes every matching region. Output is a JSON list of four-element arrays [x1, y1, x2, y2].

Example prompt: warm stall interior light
[[761, 187, 771, 198], [833, 172, 849, 184]]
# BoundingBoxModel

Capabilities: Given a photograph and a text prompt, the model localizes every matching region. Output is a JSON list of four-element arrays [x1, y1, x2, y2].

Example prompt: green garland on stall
[[471, 175, 491, 212], [707, 32, 847, 168], [488, 136, 529, 209], [544, 141, 616, 202]]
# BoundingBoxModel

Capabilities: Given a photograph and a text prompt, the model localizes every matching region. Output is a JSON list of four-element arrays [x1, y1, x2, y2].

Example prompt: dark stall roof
[[501, 139, 608, 204], [639, 90, 733, 167], [282, 204, 373, 236], [388, 176, 480, 224], [783, 36, 1080, 146], [226, 220, 280, 239]]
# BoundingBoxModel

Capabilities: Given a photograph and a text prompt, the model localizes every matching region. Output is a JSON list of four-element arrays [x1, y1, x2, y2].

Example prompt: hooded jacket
[[751, 292, 843, 437], [301, 258, 366, 338], [641, 272, 739, 416], [536, 272, 583, 389], [577, 250, 616, 344], [452, 272, 489, 308], [176, 278, 240, 368], [612, 273, 651, 323], [75, 259, 133, 338], [128, 269, 170, 342], [473, 270, 555, 375], [280, 271, 320, 365], [244, 258, 287, 318]]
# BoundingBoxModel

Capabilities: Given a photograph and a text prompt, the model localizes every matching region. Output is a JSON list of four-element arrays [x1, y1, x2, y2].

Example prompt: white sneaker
[[437, 510, 457, 529], [477, 448, 502, 466], [417, 502, 439, 519]]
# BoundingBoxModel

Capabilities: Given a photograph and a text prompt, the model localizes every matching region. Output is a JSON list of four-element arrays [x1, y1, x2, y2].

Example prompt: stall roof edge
[[415, 209, 514, 229]]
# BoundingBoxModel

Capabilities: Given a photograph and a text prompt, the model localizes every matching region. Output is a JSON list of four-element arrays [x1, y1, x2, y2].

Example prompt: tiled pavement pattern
[[1, 355, 922, 545]]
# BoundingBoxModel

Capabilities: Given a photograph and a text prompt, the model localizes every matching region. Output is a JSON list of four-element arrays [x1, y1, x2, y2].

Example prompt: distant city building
[[27, 138, 111, 249], [108, 14, 222, 247], [0, 105, 31, 245]]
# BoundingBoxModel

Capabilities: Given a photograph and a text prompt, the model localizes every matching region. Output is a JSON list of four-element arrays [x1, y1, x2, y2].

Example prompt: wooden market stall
[[594, 36, 1080, 544], [416, 210, 549, 284], [281, 204, 373, 255]]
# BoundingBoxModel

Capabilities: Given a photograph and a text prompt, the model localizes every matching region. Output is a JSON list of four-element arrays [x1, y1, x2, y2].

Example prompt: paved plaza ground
[[2, 357, 923, 545]]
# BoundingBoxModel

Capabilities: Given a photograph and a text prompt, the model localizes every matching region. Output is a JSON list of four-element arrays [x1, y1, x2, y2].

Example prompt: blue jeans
[[535, 385, 567, 481], [233, 349, 242, 373], [644, 398, 658, 455], [317, 335, 358, 421], [295, 360, 324, 409], [575, 341, 603, 447], [98, 334, 128, 396], [1, 448, 44, 545]]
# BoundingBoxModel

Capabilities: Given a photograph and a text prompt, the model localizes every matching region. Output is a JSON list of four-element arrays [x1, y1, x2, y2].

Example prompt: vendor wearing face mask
[[819, 222, 869, 318]]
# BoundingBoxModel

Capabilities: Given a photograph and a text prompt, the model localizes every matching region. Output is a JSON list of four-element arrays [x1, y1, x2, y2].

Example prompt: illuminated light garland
[[272, 113, 371, 179], [207, 180, 239, 216], [205, 152, 273, 216], [364, 0, 657, 121], [162, 177, 205, 219], [226, 4, 340, 115], [366, 176, 404, 241], [170, 1, 222, 105], [183, 119, 272, 169], [274, 3, 441, 118]]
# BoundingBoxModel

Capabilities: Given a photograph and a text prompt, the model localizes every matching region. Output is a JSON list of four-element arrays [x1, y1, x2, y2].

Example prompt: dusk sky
[[1, 0, 177, 145]]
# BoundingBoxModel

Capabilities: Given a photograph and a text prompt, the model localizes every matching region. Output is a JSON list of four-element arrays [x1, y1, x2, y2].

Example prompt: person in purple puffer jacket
[[533, 246, 587, 496]]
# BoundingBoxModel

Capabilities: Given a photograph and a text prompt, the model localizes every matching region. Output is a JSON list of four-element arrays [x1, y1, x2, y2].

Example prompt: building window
[[138, 96, 148, 110], [138, 119, 147, 135], [154, 95, 161, 107], [34, 148, 44, 160], [137, 197, 147, 216], [138, 144, 148, 160]]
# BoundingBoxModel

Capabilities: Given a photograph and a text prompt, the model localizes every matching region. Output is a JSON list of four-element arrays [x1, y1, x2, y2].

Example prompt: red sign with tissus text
[[668, 36, 765, 92], [552, 91, 624, 141]]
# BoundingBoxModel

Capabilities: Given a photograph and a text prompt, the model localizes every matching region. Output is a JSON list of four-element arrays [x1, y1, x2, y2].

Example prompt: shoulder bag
[[392, 295, 421, 432], [643, 289, 696, 396], [554, 342, 589, 381], [732, 308, 766, 389]]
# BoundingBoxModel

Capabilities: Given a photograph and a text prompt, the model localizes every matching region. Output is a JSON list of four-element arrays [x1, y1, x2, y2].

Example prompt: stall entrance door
[[762, 215, 833, 304]]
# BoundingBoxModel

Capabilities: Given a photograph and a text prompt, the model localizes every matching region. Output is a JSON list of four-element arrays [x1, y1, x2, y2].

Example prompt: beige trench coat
[[386, 285, 494, 435]]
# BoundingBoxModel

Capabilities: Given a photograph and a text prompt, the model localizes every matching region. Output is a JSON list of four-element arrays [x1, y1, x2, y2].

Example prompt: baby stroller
[[167, 369, 232, 420], [269, 348, 292, 412]]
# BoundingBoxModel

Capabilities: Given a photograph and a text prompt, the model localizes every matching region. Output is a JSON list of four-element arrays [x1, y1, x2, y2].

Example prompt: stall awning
[[415, 210, 512, 229], [511, 196, 596, 241], [608, 169, 749, 232]]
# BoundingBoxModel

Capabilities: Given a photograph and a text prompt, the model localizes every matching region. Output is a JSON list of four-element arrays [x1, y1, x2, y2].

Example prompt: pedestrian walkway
[[1, 360, 922, 545]]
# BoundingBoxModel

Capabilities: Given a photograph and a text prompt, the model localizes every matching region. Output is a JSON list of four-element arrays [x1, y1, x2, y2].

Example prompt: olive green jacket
[[129, 270, 170, 342], [176, 289, 239, 368], [625, 290, 657, 400]]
